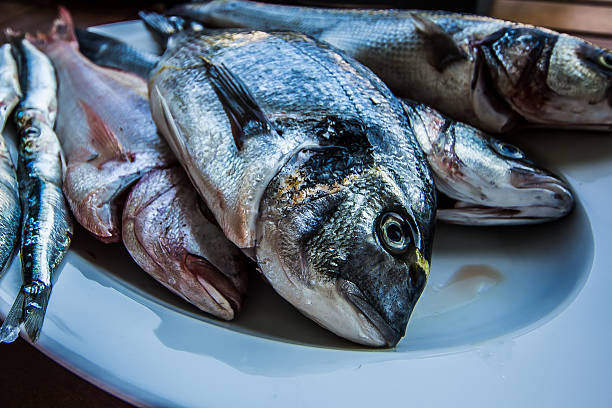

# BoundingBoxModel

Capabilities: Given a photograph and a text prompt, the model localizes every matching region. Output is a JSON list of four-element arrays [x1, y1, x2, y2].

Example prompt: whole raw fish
[[147, 20, 436, 346], [122, 166, 250, 320], [31, 8, 174, 243], [38, 9, 251, 320], [405, 102, 574, 224], [0, 37, 73, 343], [173, 0, 612, 133], [77, 27, 575, 226], [0, 43, 21, 276]]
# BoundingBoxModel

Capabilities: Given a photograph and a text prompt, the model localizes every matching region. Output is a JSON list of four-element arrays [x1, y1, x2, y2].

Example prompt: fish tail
[[0, 283, 51, 343], [27, 6, 77, 51], [139, 11, 207, 48]]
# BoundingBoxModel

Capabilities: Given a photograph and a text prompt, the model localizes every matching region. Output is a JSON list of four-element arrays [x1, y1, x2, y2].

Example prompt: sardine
[[174, 0, 612, 133], [78, 26, 574, 226], [31, 8, 174, 243], [405, 102, 574, 224], [0, 44, 21, 275], [147, 21, 436, 346], [122, 166, 250, 320], [0, 37, 73, 343]]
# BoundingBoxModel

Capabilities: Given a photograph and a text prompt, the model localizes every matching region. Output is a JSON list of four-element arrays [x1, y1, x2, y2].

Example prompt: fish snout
[[510, 168, 574, 212], [340, 248, 429, 347]]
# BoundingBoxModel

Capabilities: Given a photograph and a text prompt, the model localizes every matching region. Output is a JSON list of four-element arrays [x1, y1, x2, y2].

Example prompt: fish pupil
[[386, 224, 403, 243], [602, 53, 612, 68]]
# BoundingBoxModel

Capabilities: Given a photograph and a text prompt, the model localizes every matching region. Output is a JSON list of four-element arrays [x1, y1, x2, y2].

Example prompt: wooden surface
[[491, 0, 612, 49]]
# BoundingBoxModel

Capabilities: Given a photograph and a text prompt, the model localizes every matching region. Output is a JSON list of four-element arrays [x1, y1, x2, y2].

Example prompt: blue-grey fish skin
[[150, 29, 435, 346], [0, 38, 73, 343], [174, 0, 612, 133], [0, 44, 22, 276]]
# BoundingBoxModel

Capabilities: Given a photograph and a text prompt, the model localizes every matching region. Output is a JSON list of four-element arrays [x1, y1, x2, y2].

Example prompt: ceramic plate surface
[[1, 21, 611, 408]]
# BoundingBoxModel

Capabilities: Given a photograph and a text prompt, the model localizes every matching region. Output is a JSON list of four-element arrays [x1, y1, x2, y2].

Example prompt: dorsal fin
[[201, 57, 273, 151], [79, 100, 128, 161], [410, 13, 467, 72]]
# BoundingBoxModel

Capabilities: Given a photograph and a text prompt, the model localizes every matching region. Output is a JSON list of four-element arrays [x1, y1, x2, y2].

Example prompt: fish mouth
[[184, 253, 244, 318], [337, 279, 401, 347], [510, 168, 574, 213]]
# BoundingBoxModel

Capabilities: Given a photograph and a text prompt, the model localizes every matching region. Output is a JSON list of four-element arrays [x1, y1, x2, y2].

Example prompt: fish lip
[[510, 169, 574, 210], [337, 278, 401, 348]]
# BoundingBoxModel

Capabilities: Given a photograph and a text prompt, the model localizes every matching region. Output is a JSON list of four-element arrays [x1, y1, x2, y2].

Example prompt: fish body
[[149, 26, 436, 347], [405, 102, 574, 224], [122, 166, 250, 320], [0, 44, 22, 275], [32, 9, 174, 243], [174, 0, 612, 132], [78, 27, 575, 227], [0, 37, 73, 343]]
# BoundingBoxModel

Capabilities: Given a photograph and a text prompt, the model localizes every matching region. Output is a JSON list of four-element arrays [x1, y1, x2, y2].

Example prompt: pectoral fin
[[411, 13, 467, 72], [79, 100, 127, 161], [201, 57, 273, 151]]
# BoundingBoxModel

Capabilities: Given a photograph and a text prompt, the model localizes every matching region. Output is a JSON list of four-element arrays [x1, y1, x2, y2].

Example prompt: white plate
[[1, 21, 611, 407]]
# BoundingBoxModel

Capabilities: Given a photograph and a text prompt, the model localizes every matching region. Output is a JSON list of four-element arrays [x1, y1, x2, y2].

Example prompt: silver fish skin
[[0, 44, 21, 276], [150, 28, 436, 347], [174, 0, 612, 133], [122, 166, 250, 320], [405, 102, 574, 225], [75, 28, 574, 228], [0, 38, 73, 343], [32, 8, 174, 243]]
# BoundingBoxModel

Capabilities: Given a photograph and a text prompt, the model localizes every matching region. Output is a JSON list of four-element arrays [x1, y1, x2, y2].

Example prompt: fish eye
[[377, 212, 414, 255], [598, 53, 612, 70], [490, 139, 524, 159]]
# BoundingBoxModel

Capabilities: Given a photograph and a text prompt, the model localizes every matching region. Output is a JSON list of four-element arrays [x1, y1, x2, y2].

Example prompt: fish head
[[406, 103, 574, 224], [477, 28, 612, 129], [257, 144, 435, 347]]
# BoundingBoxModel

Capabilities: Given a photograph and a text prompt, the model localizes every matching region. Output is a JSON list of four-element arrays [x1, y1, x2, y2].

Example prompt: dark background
[[0, 0, 479, 407]]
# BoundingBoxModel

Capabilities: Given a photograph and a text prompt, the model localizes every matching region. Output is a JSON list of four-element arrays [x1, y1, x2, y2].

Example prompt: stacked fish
[[0, 0, 610, 347]]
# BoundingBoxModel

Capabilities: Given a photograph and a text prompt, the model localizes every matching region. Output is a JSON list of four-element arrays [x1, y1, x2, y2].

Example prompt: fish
[[122, 166, 250, 320], [42, 9, 251, 320], [31, 8, 174, 243], [404, 102, 574, 224], [0, 37, 73, 343], [172, 0, 612, 133], [146, 18, 436, 346], [77, 27, 574, 226], [0, 43, 22, 276]]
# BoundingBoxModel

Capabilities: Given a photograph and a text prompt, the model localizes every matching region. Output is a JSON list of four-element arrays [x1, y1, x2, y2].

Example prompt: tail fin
[[26, 6, 77, 52], [0, 283, 51, 343], [138, 11, 204, 48], [75, 28, 159, 78]]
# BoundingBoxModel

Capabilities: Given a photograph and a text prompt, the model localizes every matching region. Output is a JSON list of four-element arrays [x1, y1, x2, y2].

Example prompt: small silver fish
[[32, 8, 174, 243], [174, 0, 612, 132], [405, 102, 574, 224], [0, 37, 73, 343], [122, 166, 250, 320], [148, 19, 436, 347], [0, 43, 21, 276]]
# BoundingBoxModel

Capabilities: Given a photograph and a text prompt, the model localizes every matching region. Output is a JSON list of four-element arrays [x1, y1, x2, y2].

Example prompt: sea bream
[[404, 102, 574, 225], [77, 26, 575, 227], [0, 43, 21, 276], [173, 0, 612, 133], [31, 8, 174, 243], [146, 22, 436, 346], [0, 37, 73, 343], [32, 9, 251, 320]]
